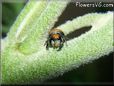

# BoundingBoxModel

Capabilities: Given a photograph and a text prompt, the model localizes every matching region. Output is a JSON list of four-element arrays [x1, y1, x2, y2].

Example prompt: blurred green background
[[2, 1, 113, 84], [2, 2, 25, 37]]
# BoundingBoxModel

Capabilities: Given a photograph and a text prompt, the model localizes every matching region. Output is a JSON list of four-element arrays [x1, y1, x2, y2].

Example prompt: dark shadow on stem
[[66, 26, 92, 41]]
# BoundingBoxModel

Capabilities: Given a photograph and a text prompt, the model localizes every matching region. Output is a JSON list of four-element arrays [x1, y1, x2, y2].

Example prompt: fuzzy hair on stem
[[1, 0, 113, 84]]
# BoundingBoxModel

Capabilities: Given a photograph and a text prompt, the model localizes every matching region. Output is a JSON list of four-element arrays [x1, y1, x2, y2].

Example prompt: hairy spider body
[[45, 28, 66, 51]]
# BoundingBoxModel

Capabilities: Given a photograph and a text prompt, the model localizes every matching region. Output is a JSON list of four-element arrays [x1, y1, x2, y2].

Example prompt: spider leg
[[57, 43, 63, 51], [62, 37, 68, 46], [44, 40, 47, 46], [44, 40, 49, 50], [46, 42, 49, 50]]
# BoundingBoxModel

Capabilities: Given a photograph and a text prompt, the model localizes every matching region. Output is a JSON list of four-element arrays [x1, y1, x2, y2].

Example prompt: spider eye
[[51, 40, 55, 46], [51, 40, 61, 47]]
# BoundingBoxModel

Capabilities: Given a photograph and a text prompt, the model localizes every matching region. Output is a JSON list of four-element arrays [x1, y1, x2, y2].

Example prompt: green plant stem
[[1, 0, 113, 84]]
